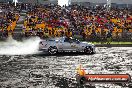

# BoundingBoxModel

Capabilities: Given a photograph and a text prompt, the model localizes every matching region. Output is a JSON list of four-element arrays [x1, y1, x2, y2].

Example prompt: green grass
[[90, 42, 132, 45]]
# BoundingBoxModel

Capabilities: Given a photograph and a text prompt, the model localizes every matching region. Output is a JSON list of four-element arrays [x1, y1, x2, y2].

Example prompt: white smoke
[[0, 36, 41, 55]]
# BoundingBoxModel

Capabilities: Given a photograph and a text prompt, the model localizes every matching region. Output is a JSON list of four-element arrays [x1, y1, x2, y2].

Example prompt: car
[[39, 37, 96, 55]]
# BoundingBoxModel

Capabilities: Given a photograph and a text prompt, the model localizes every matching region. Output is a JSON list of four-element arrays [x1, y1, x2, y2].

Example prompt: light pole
[[68, 0, 71, 6], [107, 0, 111, 11], [13, 0, 18, 6]]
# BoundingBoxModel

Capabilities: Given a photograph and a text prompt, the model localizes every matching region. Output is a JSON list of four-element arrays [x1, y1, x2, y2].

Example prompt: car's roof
[[47, 36, 68, 40], [43, 37, 74, 41]]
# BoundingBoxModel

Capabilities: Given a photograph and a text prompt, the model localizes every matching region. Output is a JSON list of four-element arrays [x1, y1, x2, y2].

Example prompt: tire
[[48, 46, 58, 55], [84, 46, 93, 54]]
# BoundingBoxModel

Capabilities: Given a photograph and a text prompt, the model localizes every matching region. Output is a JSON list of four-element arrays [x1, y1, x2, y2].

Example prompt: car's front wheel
[[84, 46, 93, 54], [48, 46, 58, 55]]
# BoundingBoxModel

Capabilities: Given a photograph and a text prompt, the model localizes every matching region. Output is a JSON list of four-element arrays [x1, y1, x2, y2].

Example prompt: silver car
[[39, 37, 96, 55]]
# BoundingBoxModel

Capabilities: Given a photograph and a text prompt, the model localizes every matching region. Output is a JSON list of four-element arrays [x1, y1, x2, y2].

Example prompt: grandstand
[[0, 0, 131, 42]]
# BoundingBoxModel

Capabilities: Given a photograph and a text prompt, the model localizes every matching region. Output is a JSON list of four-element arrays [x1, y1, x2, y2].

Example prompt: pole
[[13, 0, 17, 6], [68, 0, 71, 6], [107, 0, 111, 11]]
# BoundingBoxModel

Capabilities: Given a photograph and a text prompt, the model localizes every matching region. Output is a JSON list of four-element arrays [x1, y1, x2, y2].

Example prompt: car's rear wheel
[[84, 46, 93, 54], [48, 46, 58, 55]]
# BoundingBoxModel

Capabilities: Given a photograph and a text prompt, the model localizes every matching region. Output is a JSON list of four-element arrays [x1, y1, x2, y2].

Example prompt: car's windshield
[[71, 39, 80, 44], [64, 37, 80, 44]]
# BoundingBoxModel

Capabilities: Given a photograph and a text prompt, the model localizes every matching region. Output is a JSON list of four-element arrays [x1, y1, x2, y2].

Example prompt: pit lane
[[0, 47, 132, 88]]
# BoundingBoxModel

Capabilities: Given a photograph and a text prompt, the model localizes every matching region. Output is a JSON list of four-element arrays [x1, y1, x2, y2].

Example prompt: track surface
[[0, 47, 132, 88]]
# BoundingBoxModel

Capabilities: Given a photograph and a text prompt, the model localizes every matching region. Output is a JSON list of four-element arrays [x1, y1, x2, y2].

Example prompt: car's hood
[[81, 42, 94, 46]]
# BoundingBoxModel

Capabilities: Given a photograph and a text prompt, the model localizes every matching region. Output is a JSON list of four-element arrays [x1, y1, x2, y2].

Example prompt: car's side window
[[71, 39, 80, 44], [64, 38, 69, 42], [64, 38, 72, 43], [71, 39, 76, 43]]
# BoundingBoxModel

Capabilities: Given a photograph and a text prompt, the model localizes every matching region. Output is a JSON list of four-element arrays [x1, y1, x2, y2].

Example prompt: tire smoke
[[0, 36, 41, 55]]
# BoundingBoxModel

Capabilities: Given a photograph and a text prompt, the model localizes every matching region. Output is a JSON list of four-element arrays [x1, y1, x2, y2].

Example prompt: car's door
[[72, 39, 86, 52], [70, 39, 79, 51], [77, 41, 85, 52], [62, 37, 73, 51]]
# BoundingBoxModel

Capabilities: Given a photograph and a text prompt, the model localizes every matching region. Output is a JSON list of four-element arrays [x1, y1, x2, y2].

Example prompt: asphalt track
[[0, 47, 132, 88]]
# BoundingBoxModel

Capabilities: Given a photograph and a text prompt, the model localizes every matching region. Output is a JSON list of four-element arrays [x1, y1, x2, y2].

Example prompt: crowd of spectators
[[0, 2, 20, 38], [0, 2, 132, 41]]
